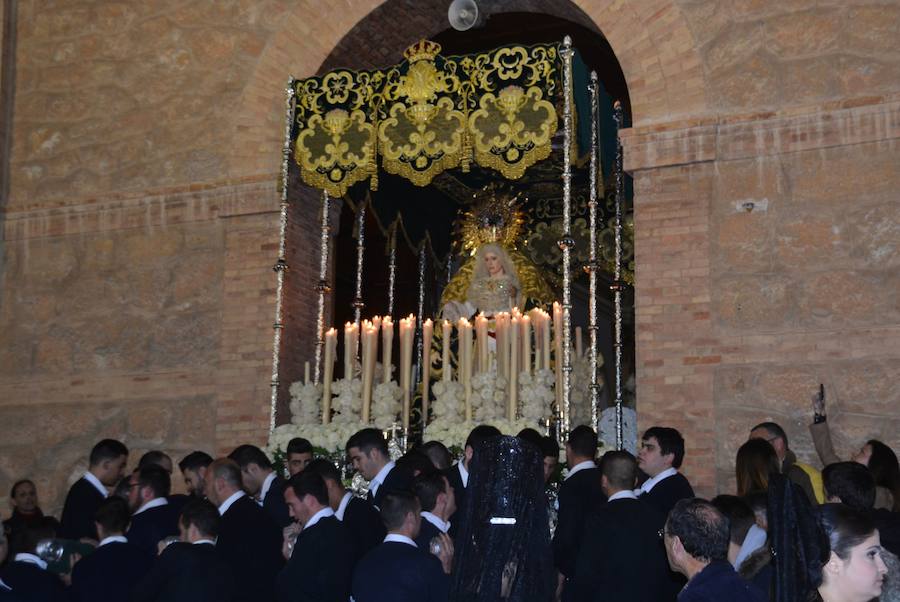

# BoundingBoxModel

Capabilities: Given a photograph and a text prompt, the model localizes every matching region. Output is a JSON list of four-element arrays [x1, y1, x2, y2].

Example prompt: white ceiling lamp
[[448, 0, 483, 31]]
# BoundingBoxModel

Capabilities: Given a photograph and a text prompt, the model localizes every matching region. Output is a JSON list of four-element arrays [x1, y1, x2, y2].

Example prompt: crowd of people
[[1, 394, 899, 602]]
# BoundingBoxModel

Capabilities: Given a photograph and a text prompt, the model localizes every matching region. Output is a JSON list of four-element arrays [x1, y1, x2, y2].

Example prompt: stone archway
[[228, 0, 718, 491]]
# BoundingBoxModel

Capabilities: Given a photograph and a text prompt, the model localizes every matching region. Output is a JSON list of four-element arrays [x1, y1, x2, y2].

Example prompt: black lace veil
[[449, 435, 555, 602], [768, 473, 829, 602]]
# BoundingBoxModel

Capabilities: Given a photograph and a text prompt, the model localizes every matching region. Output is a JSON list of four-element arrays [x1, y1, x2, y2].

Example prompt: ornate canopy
[[291, 40, 563, 197]]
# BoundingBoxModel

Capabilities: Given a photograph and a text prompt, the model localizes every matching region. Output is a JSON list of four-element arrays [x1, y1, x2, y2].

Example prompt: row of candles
[[313, 302, 578, 428]]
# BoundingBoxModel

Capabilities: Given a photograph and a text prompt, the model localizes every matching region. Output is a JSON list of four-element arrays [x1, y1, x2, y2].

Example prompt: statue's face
[[483, 251, 503, 276]]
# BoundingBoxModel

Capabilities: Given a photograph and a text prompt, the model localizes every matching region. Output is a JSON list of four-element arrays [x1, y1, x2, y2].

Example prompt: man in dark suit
[[304, 458, 385, 560], [177, 451, 213, 498], [276, 471, 355, 602], [573, 451, 669, 602], [59, 439, 129, 540], [351, 492, 451, 602], [663, 499, 766, 602], [205, 458, 283, 602], [69, 497, 153, 602], [347, 428, 412, 509], [132, 499, 235, 602], [228, 444, 292, 527], [0, 518, 67, 602], [412, 471, 455, 551], [286, 437, 314, 476], [637, 427, 695, 523], [137, 450, 190, 513], [553, 425, 606, 601], [444, 424, 500, 536], [126, 465, 181, 557]]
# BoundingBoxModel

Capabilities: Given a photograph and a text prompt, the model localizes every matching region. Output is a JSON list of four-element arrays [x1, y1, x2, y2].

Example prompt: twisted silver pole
[[314, 189, 332, 386], [613, 100, 625, 450], [353, 201, 366, 327], [559, 36, 575, 438], [269, 80, 295, 434], [587, 71, 601, 432], [387, 224, 397, 317]]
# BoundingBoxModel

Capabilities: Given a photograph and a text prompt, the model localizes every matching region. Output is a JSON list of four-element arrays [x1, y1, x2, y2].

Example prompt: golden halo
[[458, 187, 526, 255]]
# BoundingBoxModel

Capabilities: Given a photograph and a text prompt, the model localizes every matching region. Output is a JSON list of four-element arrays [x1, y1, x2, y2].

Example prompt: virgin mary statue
[[440, 193, 555, 320]]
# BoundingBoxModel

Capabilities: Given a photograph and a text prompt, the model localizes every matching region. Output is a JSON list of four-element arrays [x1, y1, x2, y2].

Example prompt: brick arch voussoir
[[226, 0, 708, 180]]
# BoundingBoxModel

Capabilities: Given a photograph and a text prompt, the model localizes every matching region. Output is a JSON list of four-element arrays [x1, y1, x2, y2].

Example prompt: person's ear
[[600, 474, 609, 490], [662, 452, 675, 467], [824, 551, 842, 576]]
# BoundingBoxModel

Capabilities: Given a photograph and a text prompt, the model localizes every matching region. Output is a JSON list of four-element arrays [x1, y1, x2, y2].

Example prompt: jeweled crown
[[404, 39, 442, 63]]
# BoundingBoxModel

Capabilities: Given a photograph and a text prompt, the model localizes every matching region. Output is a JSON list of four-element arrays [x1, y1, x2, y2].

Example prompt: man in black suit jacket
[[0, 519, 67, 602], [553, 425, 606, 601], [637, 426, 695, 524], [69, 497, 153, 602], [444, 425, 501, 537], [412, 471, 455, 551], [573, 451, 670, 602], [347, 428, 412, 509], [228, 444, 292, 527], [276, 472, 355, 602], [136, 450, 191, 514], [305, 458, 385, 560], [205, 458, 284, 602], [352, 492, 451, 602], [59, 439, 129, 540], [126, 466, 181, 557], [132, 499, 235, 602]]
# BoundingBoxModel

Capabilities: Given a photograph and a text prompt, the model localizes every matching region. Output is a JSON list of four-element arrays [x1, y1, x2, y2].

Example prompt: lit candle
[[382, 316, 394, 384], [542, 310, 551, 374], [458, 317, 472, 421], [400, 315, 415, 430], [441, 320, 452, 382], [344, 322, 354, 379], [553, 302, 563, 411], [422, 319, 433, 425], [509, 315, 519, 421], [361, 321, 375, 424], [521, 315, 531, 377], [322, 328, 336, 424]]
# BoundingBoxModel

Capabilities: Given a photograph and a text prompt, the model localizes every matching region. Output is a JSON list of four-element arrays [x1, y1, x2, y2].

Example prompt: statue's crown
[[404, 39, 442, 63]]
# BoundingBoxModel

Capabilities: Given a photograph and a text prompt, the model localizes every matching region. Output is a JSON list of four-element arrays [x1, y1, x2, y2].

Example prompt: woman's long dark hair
[[867, 439, 900, 511], [737, 438, 780, 496]]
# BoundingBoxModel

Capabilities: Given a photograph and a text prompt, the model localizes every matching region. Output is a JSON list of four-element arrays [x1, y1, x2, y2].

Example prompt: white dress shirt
[[384, 533, 417, 547], [304, 507, 335, 531], [83, 472, 109, 498], [734, 524, 767, 569], [565, 460, 596, 481], [98, 535, 128, 547], [607, 489, 639, 503], [458, 461, 469, 488], [637, 467, 678, 495], [335, 491, 353, 521], [217, 490, 246, 516], [134, 497, 169, 516], [193, 539, 216, 546], [14, 553, 47, 570], [421, 511, 450, 534], [259, 472, 277, 504], [369, 461, 396, 498]]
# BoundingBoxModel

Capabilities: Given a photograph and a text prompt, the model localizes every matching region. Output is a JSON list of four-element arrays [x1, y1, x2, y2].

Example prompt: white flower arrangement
[[568, 356, 593, 428], [330, 378, 362, 424], [599, 405, 638, 455], [267, 422, 360, 457], [372, 380, 402, 430], [288, 380, 322, 425], [471, 372, 507, 422], [518, 368, 554, 422], [423, 417, 538, 451], [431, 380, 464, 422]]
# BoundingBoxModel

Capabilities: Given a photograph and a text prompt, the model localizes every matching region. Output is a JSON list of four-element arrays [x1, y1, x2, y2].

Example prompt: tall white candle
[[509, 315, 519, 421], [459, 318, 472, 421], [422, 319, 433, 425], [361, 322, 375, 424], [322, 328, 336, 424], [382, 317, 394, 384], [400, 315, 415, 430], [344, 322, 354, 379], [441, 320, 452, 382], [521, 315, 531, 377]]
